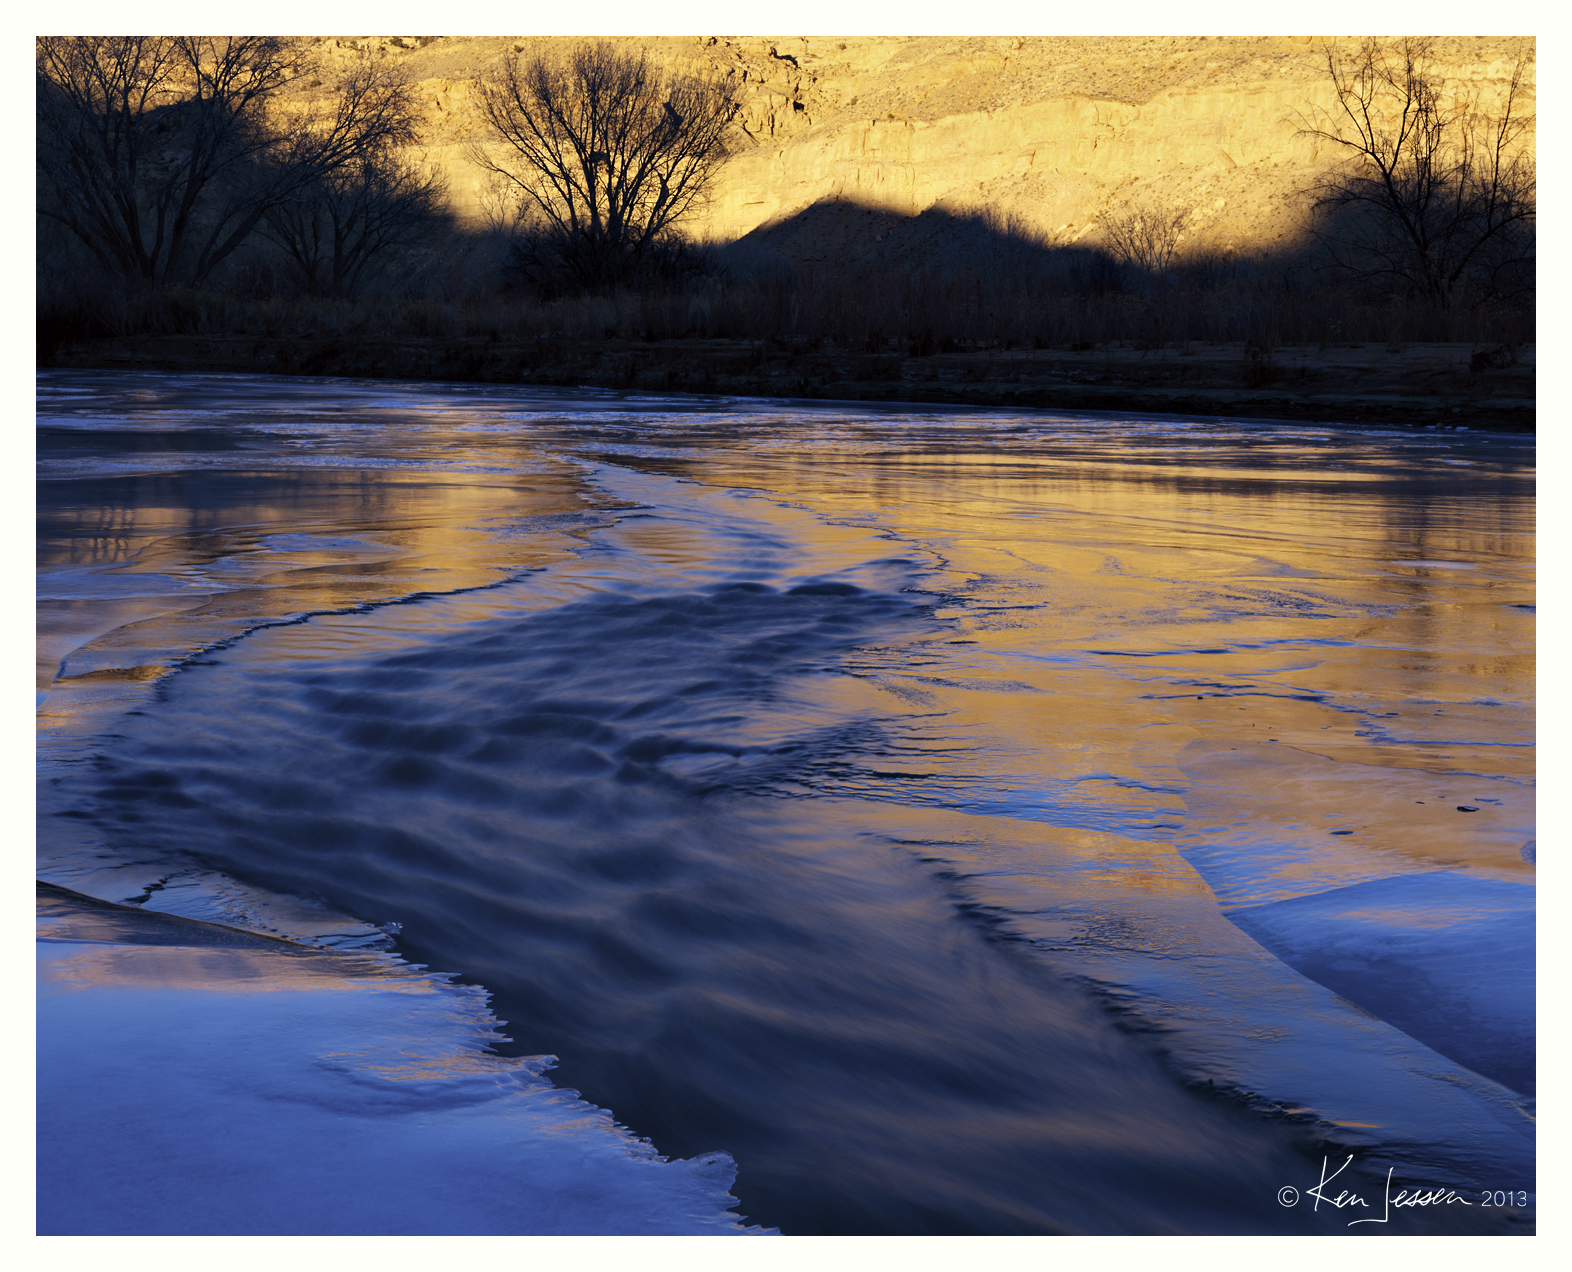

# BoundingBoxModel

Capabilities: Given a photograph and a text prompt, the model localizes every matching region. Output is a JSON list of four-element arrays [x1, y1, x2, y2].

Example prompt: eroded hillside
[[291, 35, 1533, 260]]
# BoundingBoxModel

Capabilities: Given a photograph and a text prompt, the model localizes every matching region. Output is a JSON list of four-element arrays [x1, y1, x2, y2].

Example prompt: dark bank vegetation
[[38, 207, 1534, 355], [38, 37, 1535, 390]]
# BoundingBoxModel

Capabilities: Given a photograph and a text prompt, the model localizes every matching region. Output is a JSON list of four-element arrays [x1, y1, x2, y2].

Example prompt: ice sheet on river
[[1226, 871, 1534, 1096], [37, 886, 767, 1236], [1174, 739, 1535, 1097]]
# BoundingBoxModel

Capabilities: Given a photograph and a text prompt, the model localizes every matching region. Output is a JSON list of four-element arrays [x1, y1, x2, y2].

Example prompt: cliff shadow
[[697, 196, 1532, 349]]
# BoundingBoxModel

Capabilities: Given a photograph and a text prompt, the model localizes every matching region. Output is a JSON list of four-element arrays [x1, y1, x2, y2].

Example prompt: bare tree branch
[[260, 149, 447, 299], [37, 37, 424, 291], [472, 42, 737, 291], [1101, 203, 1188, 277], [1294, 37, 1534, 309]]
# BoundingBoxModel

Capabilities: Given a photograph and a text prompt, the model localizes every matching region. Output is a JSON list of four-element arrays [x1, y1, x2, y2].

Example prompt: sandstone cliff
[[295, 35, 1533, 261]]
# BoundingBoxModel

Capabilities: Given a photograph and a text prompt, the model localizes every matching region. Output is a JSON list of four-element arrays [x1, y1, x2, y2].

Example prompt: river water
[[36, 370, 1534, 1236]]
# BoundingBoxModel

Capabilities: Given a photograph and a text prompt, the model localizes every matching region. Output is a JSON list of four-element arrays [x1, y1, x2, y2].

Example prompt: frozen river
[[36, 370, 1534, 1235]]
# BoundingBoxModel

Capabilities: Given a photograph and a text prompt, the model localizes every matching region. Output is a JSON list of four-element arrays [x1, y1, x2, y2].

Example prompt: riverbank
[[43, 335, 1535, 432]]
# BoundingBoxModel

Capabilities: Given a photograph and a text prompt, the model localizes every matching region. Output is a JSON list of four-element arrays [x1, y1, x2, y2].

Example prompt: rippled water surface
[[37, 371, 1534, 1235]]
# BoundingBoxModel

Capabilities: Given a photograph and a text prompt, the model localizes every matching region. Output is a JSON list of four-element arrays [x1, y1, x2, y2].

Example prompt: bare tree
[[1101, 203, 1188, 276], [260, 151, 447, 299], [1296, 38, 1534, 308], [36, 38, 422, 291], [473, 42, 737, 291]]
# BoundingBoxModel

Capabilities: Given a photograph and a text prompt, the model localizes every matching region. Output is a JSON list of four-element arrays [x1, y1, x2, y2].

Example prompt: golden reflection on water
[[38, 941, 377, 993], [37, 464, 609, 744], [664, 438, 1533, 894], [39, 401, 1533, 903]]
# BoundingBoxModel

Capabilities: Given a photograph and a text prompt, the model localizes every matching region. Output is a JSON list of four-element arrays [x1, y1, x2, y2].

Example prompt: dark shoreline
[[42, 334, 1535, 434]]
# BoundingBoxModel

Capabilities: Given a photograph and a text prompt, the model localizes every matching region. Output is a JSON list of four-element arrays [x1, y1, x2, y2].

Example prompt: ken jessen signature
[[1277, 1155, 1529, 1226]]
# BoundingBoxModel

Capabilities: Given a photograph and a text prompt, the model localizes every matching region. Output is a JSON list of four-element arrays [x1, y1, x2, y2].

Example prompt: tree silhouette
[[1101, 203, 1189, 277], [1297, 38, 1534, 309], [261, 150, 447, 299], [473, 42, 737, 292], [36, 38, 421, 291]]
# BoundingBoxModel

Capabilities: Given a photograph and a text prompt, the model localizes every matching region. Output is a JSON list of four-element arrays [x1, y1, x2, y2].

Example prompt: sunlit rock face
[[291, 35, 1533, 257]]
